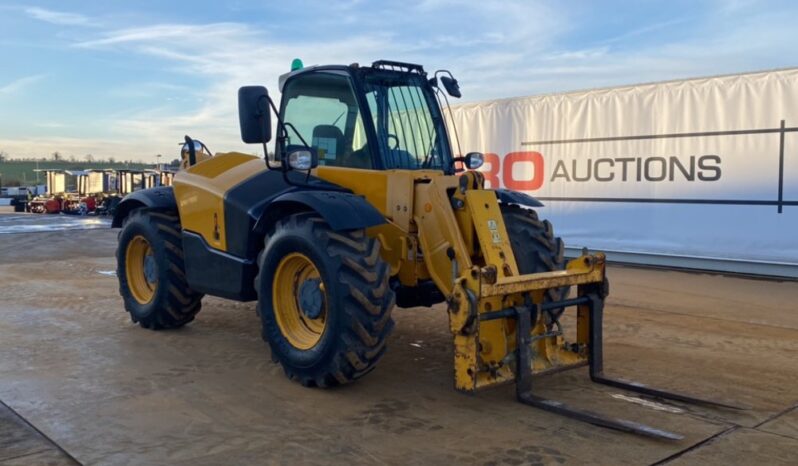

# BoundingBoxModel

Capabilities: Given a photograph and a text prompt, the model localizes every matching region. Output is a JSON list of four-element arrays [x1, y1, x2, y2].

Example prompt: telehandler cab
[[114, 60, 741, 440]]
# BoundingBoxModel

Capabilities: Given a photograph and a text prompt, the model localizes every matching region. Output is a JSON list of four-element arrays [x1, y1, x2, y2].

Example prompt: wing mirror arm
[[180, 136, 212, 169], [258, 96, 276, 170], [184, 135, 196, 166]]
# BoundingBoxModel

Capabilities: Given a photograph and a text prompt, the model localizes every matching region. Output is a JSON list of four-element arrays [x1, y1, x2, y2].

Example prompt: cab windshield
[[362, 73, 452, 171]]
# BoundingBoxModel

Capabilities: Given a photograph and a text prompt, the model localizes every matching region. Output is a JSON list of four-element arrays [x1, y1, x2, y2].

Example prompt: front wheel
[[256, 213, 395, 387], [116, 209, 203, 329], [501, 204, 568, 318]]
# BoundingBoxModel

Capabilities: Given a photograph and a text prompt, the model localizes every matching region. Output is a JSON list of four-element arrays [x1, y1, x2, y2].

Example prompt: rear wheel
[[256, 213, 395, 387], [116, 209, 203, 329], [501, 204, 567, 319]]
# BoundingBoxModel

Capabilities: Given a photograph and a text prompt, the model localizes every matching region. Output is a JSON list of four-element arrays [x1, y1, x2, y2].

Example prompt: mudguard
[[111, 186, 177, 228], [493, 188, 544, 208], [253, 190, 386, 235]]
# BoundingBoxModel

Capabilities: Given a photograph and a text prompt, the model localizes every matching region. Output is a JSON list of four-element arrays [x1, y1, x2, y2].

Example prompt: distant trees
[[0, 151, 148, 165]]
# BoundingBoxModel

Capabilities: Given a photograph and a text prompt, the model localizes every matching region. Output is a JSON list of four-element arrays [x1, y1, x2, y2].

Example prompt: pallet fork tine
[[583, 294, 749, 411], [590, 375, 747, 411], [515, 307, 684, 440], [508, 290, 746, 440]]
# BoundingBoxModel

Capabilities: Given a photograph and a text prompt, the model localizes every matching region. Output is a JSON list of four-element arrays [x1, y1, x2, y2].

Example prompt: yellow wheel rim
[[272, 252, 327, 350], [125, 235, 157, 304]]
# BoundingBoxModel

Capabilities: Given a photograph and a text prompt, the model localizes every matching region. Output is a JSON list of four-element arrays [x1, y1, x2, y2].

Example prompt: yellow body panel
[[315, 167, 389, 213], [314, 166, 437, 286], [172, 152, 264, 252], [412, 175, 467, 294]]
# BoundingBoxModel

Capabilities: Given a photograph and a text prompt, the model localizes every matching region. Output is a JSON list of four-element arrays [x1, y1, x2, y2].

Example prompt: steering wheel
[[386, 134, 399, 150]]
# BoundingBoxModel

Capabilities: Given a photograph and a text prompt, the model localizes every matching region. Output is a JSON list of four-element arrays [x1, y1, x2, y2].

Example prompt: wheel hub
[[272, 252, 327, 350], [298, 278, 324, 319], [143, 255, 157, 284], [125, 235, 157, 304]]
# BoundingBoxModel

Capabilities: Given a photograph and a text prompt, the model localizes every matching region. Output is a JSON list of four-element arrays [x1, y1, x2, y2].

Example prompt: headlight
[[288, 149, 314, 170], [465, 152, 484, 170]]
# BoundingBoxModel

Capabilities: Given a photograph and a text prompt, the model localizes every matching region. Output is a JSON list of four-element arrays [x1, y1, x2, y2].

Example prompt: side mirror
[[285, 145, 319, 171], [238, 86, 272, 144], [440, 75, 461, 98]]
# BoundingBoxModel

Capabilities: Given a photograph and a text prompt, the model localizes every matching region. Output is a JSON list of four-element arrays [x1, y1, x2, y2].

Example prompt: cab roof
[[277, 60, 426, 92]]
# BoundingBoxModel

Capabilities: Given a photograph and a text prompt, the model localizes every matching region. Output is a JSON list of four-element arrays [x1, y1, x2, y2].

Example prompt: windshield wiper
[[331, 110, 345, 126]]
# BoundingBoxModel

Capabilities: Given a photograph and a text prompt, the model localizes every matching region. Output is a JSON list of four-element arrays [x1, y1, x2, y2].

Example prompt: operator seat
[[312, 125, 345, 166], [312, 125, 371, 169]]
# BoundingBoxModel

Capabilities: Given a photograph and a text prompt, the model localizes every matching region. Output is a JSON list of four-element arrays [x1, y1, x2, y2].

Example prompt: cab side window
[[281, 72, 372, 169]]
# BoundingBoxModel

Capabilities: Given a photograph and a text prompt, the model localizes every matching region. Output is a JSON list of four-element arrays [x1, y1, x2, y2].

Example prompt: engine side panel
[[172, 153, 265, 253]]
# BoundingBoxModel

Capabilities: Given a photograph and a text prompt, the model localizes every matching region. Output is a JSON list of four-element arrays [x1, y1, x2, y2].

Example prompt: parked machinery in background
[[96, 168, 175, 216], [61, 170, 98, 214], [0, 183, 43, 212], [155, 169, 175, 187], [29, 169, 68, 214], [30, 169, 102, 215], [25, 167, 175, 215]]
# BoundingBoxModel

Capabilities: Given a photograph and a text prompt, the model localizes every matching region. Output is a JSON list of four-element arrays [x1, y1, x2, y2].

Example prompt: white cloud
[[75, 23, 249, 49], [0, 74, 45, 95], [25, 7, 97, 27], [599, 17, 693, 45], [542, 47, 611, 61]]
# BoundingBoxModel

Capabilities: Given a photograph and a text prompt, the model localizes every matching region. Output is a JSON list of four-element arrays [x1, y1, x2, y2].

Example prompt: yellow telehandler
[[113, 60, 740, 440]]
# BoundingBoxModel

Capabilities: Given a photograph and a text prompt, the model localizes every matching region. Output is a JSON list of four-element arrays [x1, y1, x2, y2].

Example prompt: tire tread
[[501, 204, 568, 304]]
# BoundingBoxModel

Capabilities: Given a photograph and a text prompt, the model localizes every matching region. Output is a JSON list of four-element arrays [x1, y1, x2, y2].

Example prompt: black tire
[[501, 204, 568, 309], [116, 209, 203, 329], [256, 212, 395, 387]]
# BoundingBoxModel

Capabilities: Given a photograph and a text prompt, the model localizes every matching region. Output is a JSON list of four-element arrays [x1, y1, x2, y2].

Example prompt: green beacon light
[[291, 58, 304, 71]]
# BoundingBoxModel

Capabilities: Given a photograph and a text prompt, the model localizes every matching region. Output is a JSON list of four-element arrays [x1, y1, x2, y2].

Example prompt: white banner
[[449, 68, 798, 277]]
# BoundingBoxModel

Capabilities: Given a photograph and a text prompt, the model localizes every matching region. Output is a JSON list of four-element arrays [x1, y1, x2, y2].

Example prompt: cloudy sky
[[1, 0, 797, 161]]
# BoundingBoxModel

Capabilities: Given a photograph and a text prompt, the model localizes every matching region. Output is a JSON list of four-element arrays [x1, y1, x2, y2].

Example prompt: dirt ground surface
[[0, 214, 796, 465]]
